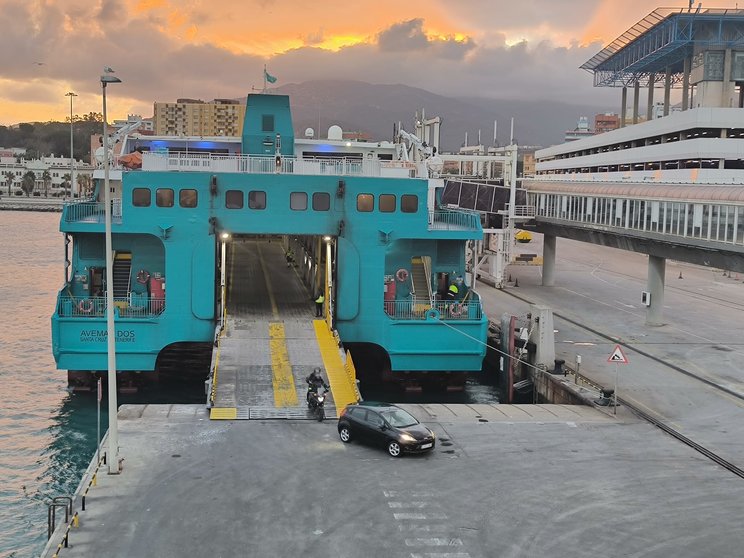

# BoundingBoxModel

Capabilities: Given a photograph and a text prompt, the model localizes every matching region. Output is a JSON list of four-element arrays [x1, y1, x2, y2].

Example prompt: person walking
[[446, 283, 459, 302], [314, 292, 325, 317]]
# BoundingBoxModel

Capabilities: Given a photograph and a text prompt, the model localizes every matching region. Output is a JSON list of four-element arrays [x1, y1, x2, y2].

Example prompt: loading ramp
[[208, 238, 359, 420]]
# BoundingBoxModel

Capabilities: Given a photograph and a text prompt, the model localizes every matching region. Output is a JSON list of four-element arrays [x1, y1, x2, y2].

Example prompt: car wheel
[[339, 426, 352, 443], [387, 440, 402, 457]]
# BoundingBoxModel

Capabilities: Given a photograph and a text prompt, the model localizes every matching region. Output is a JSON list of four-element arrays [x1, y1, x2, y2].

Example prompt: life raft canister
[[396, 268, 409, 282], [78, 299, 94, 314], [136, 269, 151, 284]]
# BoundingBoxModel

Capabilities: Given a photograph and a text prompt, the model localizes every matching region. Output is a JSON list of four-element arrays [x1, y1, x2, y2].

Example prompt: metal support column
[[646, 255, 666, 326], [646, 73, 655, 120], [621, 87, 627, 127], [663, 67, 672, 116], [633, 82, 640, 124], [682, 57, 690, 111], [542, 235, 556, 287]]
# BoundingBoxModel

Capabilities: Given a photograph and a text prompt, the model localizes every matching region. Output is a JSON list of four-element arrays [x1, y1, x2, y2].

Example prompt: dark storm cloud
[[97, 0, 121, 23], [377, 19, 430, 52]]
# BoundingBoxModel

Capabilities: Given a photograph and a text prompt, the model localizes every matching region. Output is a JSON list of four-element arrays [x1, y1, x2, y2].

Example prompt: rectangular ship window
[[132, 188, 151, 207], [156, 188, 174, 207], [179, 189, 198, 208], [262, 114, 274, 132], [357, 193, 374, 212], [225, 190, 243, 209], [290, 192, 308, 211], [312, 192, 330, 211], [401, 194, 418, 213], [249, 190, 266, 209], [379, 194, 396, 212]]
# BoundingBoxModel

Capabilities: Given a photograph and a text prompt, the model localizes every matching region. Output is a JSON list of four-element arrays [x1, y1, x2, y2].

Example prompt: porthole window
[[156, 188, 174, 207], [312, 192, 330, 211], [249, 190, 266, 210], [290, 192, 308, 211], [132, 188, 151, 207], [357, 193, 374, 212], [225, 190, 243, 209], [379, 194, 396, 212], [179, 189, 198, 208], [401, 194, 418, 213]]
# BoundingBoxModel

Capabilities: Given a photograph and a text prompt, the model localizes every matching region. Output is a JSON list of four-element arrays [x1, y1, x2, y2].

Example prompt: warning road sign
[[607, 344, 628, 364]]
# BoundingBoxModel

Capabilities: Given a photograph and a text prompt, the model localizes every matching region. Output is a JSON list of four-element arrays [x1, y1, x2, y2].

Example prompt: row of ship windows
[[130, 188, 419, 213]]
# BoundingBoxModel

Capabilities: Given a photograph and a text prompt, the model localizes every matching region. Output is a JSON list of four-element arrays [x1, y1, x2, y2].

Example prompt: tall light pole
[[65, 92, 78, 200], [101, 67, 121, 475]]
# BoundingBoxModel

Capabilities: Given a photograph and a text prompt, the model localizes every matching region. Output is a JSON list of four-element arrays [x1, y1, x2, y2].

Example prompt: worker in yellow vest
[[446, 283, 459, 302], [315, 293, 325, 317]]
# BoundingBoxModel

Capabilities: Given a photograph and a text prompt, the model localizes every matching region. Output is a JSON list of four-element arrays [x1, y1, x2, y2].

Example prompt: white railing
[[428, 209, 481, 230], [141, 152, 421, 178], [384, 299, 483, 321], [56, 295, 164, 318]]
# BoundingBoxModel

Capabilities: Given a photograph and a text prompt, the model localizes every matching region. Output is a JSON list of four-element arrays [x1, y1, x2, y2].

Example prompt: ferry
[[51, 93, 517, 389]]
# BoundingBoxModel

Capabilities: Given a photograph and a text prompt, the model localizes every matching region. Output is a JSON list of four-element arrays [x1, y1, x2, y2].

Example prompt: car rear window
[[381, 409, 418, 428]]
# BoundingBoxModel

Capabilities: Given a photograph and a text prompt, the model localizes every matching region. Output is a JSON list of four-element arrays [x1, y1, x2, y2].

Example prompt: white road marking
[[394, 512, 448, 520], [389, 501, 428, 508], [410, 554, 470, 558], [406, 538, 463, 546]]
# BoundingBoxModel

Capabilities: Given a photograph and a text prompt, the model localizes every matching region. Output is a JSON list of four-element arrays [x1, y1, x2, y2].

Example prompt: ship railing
[[384, 299, 483, 321], [56, 296, 165, 318], [141, 152, 413, 177], [428, 209, 481, 231], [62, 199, 122, 223], [503, 204, 536, 218]]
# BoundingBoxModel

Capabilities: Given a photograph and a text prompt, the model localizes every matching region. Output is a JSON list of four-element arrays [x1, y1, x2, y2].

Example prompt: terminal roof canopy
[[582, 7, 744, 87]]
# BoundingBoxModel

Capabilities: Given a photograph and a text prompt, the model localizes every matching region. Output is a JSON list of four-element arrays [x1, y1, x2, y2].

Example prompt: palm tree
[[77, 173, 91, 198], [21, 170, 35, 197], [41, 169, 51, 197], [61, 173, 71, 198], [3, 170, 14, 196]]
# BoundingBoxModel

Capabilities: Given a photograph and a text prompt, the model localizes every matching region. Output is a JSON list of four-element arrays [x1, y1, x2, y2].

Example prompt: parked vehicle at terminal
[[337, 402, 435, 457]]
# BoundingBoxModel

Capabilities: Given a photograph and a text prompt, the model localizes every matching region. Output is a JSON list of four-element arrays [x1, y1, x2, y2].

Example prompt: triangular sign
[[607, 345, 628, 364]]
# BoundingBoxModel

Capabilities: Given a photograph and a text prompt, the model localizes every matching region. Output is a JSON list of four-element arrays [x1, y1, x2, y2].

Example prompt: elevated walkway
[[209, 239, 358, 420]]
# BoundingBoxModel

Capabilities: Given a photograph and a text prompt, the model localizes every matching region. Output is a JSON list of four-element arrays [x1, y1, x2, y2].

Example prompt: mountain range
[[272, 80, 615, 152]]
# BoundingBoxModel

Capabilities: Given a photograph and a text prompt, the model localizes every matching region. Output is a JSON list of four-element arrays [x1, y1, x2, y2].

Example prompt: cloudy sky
[[1, 0, 738, 125]]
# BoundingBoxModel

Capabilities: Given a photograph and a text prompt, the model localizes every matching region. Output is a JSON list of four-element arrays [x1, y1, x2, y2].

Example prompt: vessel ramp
[[209, 238, 359, 420]]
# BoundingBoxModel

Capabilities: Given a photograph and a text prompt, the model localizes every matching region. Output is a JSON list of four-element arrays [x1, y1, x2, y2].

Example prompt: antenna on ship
[[493, 120, 498, 147]]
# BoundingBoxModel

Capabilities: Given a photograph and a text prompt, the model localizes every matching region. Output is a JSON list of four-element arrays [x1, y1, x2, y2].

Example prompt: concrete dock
[[41, 237, 744, 557]]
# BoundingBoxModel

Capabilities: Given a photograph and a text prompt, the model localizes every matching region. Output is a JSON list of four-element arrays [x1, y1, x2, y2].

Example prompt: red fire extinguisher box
[[150, 275, 165, 312]]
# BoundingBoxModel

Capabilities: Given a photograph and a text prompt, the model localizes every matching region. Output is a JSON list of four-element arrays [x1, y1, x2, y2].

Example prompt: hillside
[[274, 80, 613, 151]]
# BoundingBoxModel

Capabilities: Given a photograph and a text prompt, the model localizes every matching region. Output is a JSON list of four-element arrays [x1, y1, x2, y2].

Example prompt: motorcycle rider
[[306, 368, 329, 403]]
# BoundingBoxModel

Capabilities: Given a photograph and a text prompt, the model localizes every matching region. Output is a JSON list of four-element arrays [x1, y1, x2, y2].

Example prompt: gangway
[[208, 239, 359, 420]]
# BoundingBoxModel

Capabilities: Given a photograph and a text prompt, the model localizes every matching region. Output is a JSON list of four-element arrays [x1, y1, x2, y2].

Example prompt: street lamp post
[[101, 68, 122, 475], [65, 92, 78, 200]]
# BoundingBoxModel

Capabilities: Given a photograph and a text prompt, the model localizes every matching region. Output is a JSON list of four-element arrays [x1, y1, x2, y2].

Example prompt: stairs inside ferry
[[410, 256, 432, 307], [112, 252, 132, 298]]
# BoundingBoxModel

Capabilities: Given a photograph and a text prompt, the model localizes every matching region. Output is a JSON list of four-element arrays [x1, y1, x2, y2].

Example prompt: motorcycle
[[307, 386, 327, 422]]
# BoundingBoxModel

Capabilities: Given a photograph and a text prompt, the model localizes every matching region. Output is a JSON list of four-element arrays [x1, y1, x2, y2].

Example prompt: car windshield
[[381, 409, 418, 428]]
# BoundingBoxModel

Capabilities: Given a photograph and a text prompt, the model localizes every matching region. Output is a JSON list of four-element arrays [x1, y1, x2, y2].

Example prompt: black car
[[337, 402, 436, 457]]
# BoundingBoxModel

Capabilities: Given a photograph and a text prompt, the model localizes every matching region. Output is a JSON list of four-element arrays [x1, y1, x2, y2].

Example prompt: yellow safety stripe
[[210, 407, 237, 420], [313, 320, 359, 413], [269, 322, 298, 407]]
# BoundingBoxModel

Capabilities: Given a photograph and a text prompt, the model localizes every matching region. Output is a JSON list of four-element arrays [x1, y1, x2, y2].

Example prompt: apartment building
[[153, 98, 245, 136]]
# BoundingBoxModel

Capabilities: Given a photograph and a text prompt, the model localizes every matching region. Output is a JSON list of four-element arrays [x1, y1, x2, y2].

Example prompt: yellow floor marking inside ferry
[[270, 322, 299, 407], [313, 320, 359, 412]]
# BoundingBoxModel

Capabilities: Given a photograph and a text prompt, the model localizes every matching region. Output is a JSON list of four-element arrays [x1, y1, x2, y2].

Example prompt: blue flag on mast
[[264, 68, 277, 84]]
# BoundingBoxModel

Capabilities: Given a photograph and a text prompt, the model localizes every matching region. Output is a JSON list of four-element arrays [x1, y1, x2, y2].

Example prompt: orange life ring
[[136, 269, 151, 284], [449, 303, 465, 317], [78, 299, 94, 314], [396, 268, 409, 282]]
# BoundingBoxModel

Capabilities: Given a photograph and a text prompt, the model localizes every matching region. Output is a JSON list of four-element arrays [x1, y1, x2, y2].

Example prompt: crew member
[[315, 292, 325, 317], [286, 248, 295, 267], [446, 283, 459, 301]]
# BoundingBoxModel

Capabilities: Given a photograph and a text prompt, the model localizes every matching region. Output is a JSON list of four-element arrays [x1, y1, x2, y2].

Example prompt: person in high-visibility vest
[[315, 293, 325, 317], [446, 283, 459, 301]]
